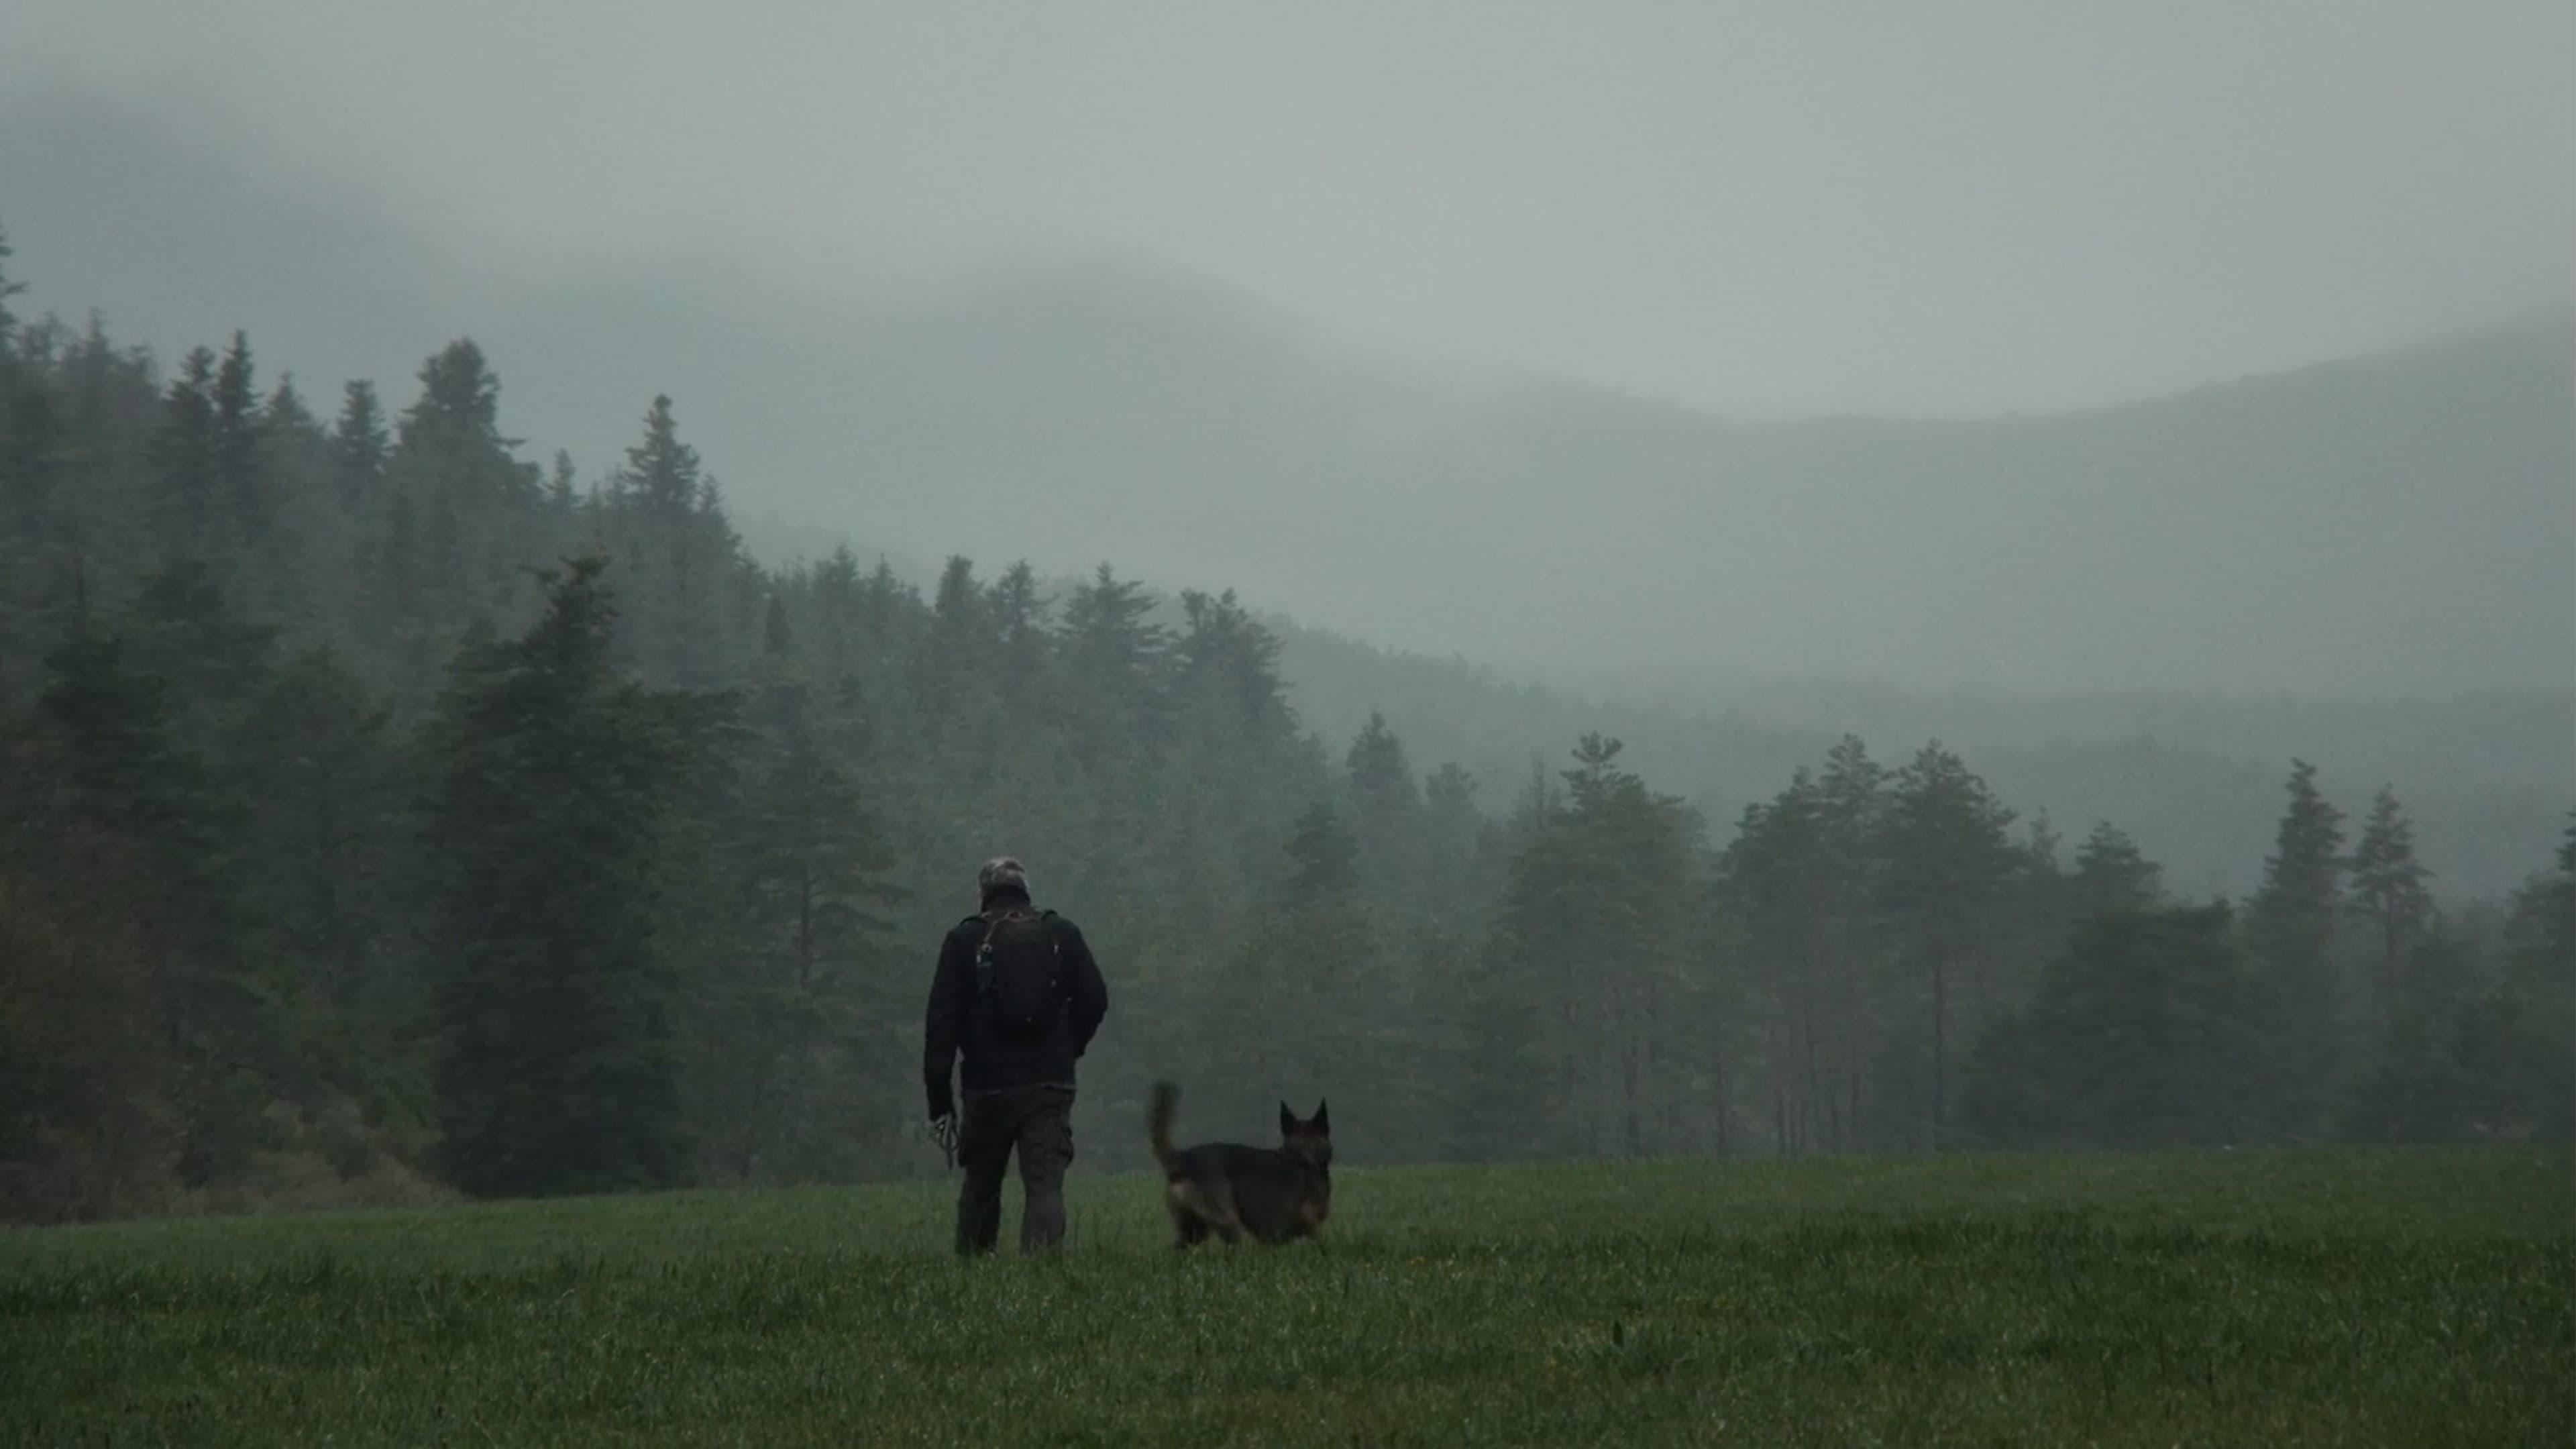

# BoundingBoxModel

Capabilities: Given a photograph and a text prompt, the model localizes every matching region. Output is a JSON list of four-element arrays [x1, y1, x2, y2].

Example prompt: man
[[923, 857, 1110, 1254]]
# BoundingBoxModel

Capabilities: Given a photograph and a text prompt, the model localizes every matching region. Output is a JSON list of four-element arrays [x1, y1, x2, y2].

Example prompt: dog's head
[[1278, 1099, 1332, 1168]]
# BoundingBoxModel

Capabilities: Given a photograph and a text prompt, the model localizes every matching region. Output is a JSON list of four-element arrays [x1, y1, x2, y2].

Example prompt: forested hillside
[[1265, 626, 2572, 903], [2, 232, 2567, 1224]]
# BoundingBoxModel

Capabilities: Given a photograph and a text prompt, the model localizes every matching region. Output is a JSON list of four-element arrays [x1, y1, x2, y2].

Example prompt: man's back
[[922, 857, 1109, 1255], [923, 908, 1108, 1103]]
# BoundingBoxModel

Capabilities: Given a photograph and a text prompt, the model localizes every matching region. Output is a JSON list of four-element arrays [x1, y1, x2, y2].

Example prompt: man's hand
[[928, 1112, 959, 1165]]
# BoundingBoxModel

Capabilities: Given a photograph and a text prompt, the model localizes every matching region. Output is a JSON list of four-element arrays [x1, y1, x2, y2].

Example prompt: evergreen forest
[[2, 229, 2567, 1224]]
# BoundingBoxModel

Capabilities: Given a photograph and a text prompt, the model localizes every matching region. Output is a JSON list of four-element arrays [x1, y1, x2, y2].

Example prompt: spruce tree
[[2347, 784, 2435, 1026], [1284, 799, 1361, 904], [209, 332, 264, 547], [705, 730, 902, 1180], [425, 557, 697, 1197], [1814, 735, 1887, 1147], [0, 225, 23, 342], [2245, 759, 2347, 1138], [1964, 906, 2257, 1148], [1719, 769, 1832, 1154], [1345, 710, 1423, 894], [329, 380, 388, 510], [2071, 820, 2163, 916], [149, 347, 219, 555], [1877, 742, 2018, 1150]]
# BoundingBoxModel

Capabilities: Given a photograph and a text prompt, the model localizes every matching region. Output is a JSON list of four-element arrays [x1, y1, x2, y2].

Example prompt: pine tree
[[2484, 817, 2575, 1138], [622, 394, 700, 517], [2245, 759, 2347, 1139], [1719, 769, 1831, 1154], [1284, 799, 1360, 904], [0, 270, 65, 559], [547, 449, 578, 514], [0, 225, 23, 343], [262, 374, 320, 442], [234, 648, 399, 1014], [1813, 735, 1886, 1147], [425, 557, 698, 1196], [1417, 761, 1493, 920], [18, 626, 281, 1191], [0, 655, 174, 1218], [1964, 906, 2258, 1148], [1877, 742, 2018, 1150], [329, 380, 388, 510], [1174, 588, 1289, 733], [1490, 735, 1709, 1158], [1059, 563, 1167, 755], [388, 339, 543, 628], [704, 730, 903, 1181], [2072, 820, 2163, 916], [209, 331, 265, 547], [149, 346, 219, 554], [606, 394, 742, 688], [1345, 710, 1422, 894], [912, 555, 994, 724], [2347, 784, 2435, 1028], [762, 592, 792, 658]]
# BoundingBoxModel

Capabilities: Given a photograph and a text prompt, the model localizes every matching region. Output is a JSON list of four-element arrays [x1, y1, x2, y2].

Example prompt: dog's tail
[[1147, 1079, 1182, 1173]]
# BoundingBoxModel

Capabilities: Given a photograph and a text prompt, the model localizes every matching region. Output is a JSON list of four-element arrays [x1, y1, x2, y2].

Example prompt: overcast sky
[[5, 0, 2567, 418]]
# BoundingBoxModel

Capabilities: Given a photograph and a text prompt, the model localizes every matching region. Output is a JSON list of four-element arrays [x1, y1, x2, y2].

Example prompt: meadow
[[3, 1148, 2568, 1446]]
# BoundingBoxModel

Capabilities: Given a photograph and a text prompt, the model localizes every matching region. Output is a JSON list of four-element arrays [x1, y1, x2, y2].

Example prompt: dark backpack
[[975, 906, 1065, 1042]]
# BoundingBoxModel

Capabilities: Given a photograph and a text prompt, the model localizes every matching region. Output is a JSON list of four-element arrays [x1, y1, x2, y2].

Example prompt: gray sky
[[5, 0, 2568, 418]]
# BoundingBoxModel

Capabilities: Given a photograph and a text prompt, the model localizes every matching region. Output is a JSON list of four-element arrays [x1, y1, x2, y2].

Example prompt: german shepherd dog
[[1146, 1081, 1331, 1247]]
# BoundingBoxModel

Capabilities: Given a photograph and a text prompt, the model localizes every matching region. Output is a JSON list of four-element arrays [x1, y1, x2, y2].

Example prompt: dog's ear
[[1312, 1099, 1330, 1134], [1279, 1101, 1296, 1137]]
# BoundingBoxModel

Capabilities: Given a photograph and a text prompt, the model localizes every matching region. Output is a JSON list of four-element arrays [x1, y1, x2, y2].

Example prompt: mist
[[7, 1, 2573, 696], [1, 1, 2570, 1239], [8, 1, 2570, 414]]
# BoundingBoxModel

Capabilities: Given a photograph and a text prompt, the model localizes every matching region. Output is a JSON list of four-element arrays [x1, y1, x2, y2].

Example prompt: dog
[[1146, 1080, 1331, 1247]]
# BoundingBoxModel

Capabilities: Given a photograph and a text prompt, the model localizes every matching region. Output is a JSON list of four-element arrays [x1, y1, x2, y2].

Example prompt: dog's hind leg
[[1169, 1178, 1246, 1246], [1174, 1214, 1209, 1249]]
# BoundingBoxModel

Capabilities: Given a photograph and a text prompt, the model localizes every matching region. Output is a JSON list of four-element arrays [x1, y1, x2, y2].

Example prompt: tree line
[[1, 229, 2565, 1223]]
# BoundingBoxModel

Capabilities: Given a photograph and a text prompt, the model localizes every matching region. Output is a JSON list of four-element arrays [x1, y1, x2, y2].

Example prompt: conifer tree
[[425, 557, 698, 1196], [2245, 759, 2347, 1138], [1878, 742, 2018, 1150], [149, 347, 219, 555], [2072, 820, 2163, 916], [329, 380, 388, 511], [1345, 710, 1423, 894], [2347, 784, 2435, 1024], [1813, 735, 1887, 1147], [1284, 799, 1361, 904], [209, 332, 264, 546], [0, 225, 23, 343], [1964, 906, 2257, 1148], [704, 729, 903, 1180]]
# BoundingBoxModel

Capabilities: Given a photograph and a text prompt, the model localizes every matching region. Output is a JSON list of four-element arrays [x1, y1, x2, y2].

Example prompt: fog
[[4, 1, 2572, 1242], [1, 1, 2569, 696], [7, 1, 2568, 417]]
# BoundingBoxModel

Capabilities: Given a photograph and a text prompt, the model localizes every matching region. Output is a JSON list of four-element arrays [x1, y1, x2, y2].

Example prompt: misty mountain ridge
[[8, 93, 2569, 698]]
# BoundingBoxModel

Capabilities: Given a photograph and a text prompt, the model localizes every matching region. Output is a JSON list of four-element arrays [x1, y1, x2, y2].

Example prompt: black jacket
[[922, 895, 1108, 1118]]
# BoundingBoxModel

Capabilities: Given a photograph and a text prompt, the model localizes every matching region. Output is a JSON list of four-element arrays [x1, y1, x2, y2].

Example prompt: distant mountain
[[7, 94, 2567, 700], [1267, 617, 2569, 903]]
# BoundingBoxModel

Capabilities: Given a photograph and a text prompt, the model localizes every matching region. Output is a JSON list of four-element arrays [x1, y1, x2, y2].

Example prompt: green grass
[[4, 1148, 2568, 1446]]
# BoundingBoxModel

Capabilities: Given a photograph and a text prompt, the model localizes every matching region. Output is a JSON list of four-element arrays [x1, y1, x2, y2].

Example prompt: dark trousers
[[955, 1085, 1075, 1254]]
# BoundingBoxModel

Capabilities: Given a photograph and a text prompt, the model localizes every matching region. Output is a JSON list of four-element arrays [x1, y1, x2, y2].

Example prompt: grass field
[[3, 1148, 2568, 1446]]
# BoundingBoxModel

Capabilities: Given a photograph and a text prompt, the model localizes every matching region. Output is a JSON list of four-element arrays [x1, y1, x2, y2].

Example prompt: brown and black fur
[[1146, 1081, 1331, 1247]]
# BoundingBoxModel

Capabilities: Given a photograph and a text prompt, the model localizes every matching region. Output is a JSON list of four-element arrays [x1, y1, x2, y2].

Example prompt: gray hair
[[977, 857, 1029, 901]]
